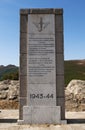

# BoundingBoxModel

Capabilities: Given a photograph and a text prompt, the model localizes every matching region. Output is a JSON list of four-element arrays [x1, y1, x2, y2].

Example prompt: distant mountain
[[0, 60, 85, 85], [0, 65, 19, 81]]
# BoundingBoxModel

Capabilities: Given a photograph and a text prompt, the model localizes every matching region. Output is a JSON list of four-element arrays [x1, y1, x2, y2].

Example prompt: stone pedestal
[[18, 8, 67, 124], [19, 106, 61, 124]]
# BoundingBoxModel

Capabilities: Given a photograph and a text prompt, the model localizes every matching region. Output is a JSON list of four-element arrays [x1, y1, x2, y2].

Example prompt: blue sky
[[0, 0, 85, 66]]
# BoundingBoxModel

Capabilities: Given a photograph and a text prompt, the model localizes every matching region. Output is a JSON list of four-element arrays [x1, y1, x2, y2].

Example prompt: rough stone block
[[23, 106, 61, 124], [20, 15, 28, 33], [61, 120, 67, 124], [19, 107, 23, 120], [20, 38, 27, 54], [20, 54, 27, 76], [20, 75, 27, 97], [20, 9, 29, 15], [23, 106, 32, 123], [55, 9, 63, 15], [20, 33, 27, 39], [56, 54, 64, 75], [19, 97, 27, 120], [56, 75, 65, 97], [55, 32, 64, 53], [57, 97, 65, 120], [55, 15, 63, 32], [25, 9, 63, 15]]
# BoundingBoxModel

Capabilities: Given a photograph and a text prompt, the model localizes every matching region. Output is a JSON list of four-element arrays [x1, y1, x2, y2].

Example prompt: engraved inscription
[[30, 94, 54, 99], [28, 34, 55, 78], [28, 14, 56, 106], [33, 17, 50, 32]]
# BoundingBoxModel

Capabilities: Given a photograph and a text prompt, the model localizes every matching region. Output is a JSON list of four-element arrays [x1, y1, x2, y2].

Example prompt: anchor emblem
[[33, 17, 50, 32]]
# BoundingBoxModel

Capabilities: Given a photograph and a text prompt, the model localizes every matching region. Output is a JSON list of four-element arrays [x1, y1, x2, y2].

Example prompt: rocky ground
[[0, 79, 85, 111]]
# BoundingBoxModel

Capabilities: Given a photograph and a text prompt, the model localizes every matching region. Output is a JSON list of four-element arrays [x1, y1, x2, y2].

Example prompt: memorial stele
[[18, 8, 67, 124]]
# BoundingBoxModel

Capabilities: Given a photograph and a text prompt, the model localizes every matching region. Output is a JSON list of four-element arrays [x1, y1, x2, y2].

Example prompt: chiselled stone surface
[[20, 9, 63, 15], [19, 8, 65, 124], [23, 106, 61, 124], [27, 14, 56, 106]]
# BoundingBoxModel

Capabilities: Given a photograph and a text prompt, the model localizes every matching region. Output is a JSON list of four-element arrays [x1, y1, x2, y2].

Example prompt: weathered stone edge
[[20, 9, 63, 15]]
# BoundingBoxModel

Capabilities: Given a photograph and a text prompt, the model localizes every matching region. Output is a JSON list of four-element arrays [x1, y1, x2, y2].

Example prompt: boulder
[[66, 80, 85, 95], [0, 80, 19, 100], [65, 79, 85, 111]]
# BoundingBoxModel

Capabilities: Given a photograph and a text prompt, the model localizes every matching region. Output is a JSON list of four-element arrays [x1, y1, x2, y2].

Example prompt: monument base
[[18, 106, 67, 124]]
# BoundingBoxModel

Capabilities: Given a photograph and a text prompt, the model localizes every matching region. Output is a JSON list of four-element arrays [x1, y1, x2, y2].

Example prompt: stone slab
[[28, 14, 55, 34], [27, 14, 57, 107], [28, 84, 56, 106], [22, 106, 61, 124], [27, 14, 56, 84]]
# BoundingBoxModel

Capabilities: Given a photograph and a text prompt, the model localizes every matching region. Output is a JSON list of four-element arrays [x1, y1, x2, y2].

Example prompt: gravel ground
[[0, 124, 85, 130]]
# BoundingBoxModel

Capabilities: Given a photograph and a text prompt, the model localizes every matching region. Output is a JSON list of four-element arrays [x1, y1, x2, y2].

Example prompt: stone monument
[[18, 8, 66, 124]]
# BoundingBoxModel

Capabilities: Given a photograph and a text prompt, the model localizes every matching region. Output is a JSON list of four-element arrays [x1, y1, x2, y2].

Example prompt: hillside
[[0, 60, 85, 86], [64, 60, 85, 86], [0, 65, 19, 81]]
